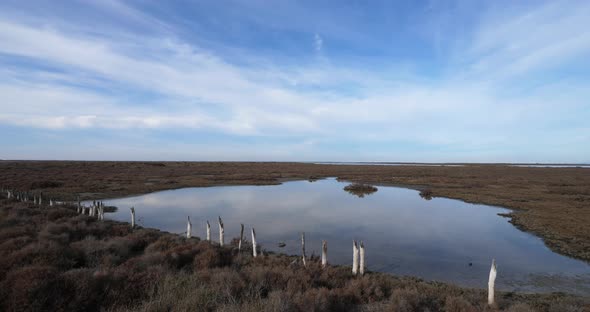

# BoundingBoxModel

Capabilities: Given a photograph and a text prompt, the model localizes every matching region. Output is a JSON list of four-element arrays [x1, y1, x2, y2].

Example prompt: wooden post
[[488, 259, 497, 306], [352, 240, 359, 275], [239, 223, 244, 252], [130, 207, 136, 228], [186, 216, 192, 238], [301, 232, 307, 267], [99, 203, 105, 221], [251, 228, 257, 257], [359, 241, 365, 276], [321, 240, 328, 268], [218, 216, 224, 247], [206, 220, 211, 242]]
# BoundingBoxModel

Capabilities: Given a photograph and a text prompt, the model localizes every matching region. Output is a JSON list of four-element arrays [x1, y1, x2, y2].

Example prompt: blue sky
[[0, 0, 589, 162]]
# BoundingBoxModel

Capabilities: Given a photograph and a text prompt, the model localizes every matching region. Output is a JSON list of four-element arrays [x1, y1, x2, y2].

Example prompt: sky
[[0, 0, 589, 162]]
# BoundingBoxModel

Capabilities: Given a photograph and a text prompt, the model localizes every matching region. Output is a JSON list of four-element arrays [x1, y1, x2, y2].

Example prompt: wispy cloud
[[314, 33, 323, 52], [0, 0, 588, 162], [465, 1, 590, 79]]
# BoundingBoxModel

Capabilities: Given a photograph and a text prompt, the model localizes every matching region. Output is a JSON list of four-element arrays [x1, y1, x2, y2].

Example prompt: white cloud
[[466, 1, 590, 78], [314, 33, 323, 52], [0, 1, 588, 161]]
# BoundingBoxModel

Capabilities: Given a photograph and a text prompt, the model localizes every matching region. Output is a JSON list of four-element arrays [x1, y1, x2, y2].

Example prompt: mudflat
[[1, 161, 589, 262]]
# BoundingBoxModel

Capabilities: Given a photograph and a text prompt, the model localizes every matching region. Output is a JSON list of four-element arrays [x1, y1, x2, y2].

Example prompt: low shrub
[[0, 200, 588, 312]]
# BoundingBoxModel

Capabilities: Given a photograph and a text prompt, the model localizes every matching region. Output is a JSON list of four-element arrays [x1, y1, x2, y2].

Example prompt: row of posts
[[133, 207, 498, 305], [1, 188, 63, 207], [2, 188, 109, 223], [183, 214, 365, 273], [76, 199, 106, 221], [0, 188, 498, 306]]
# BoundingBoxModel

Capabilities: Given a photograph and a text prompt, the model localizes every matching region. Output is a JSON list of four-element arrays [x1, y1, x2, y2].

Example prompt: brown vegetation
[[0, 161, 589, 263], [0, 199, 587, 311], [343, 183, 378, 198], [420, 189, 434, 200]]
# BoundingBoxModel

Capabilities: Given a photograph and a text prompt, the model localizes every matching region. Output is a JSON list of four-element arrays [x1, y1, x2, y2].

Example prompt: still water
[[92, 178, 590, 295]]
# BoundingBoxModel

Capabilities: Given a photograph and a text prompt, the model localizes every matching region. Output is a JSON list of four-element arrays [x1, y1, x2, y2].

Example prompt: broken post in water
[[218, 216, 224, 247], [251, 228, 257, 257], [488, 259, 497, 306], [186, 216, 192, 238], [321, 240, 328, 268], [301, 232, 307, 267], [352, 240, 359, 275], [359, 241, 365, 276], [206, 220, 211, 242], [130, 207, 136, 228], [239, 223, 244, 252]]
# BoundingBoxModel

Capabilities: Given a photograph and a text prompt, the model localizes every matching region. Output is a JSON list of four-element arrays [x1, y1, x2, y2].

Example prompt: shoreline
[[1, 161, 589, 265], [0, 198, 588, 311]]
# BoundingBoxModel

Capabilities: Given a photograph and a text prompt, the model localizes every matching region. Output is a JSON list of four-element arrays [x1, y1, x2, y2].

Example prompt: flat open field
[[1, 161, 589, 263]]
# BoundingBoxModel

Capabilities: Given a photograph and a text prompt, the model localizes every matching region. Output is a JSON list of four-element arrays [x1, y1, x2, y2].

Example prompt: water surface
[[91, 178, 590, 295]]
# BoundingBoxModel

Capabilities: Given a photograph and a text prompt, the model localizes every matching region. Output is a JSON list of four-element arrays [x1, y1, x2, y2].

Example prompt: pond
[[89, 178, 590, 296]]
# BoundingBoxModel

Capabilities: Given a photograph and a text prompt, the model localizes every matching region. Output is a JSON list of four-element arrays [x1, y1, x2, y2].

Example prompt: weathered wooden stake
[[239, 223, 244, 252], [251, 228, 257, 257], [301, 232, 307, 267], [206, 220, 211, 241], [218, 216, 224, 247], [321, 240, 328, 268], [186, 216, 192, 238], [359, 241, 365, 276], [130, 207, 136, 228], [488, 259, 497, 306], [99, 203, 105, 221], [352, 240, 359, 275]]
